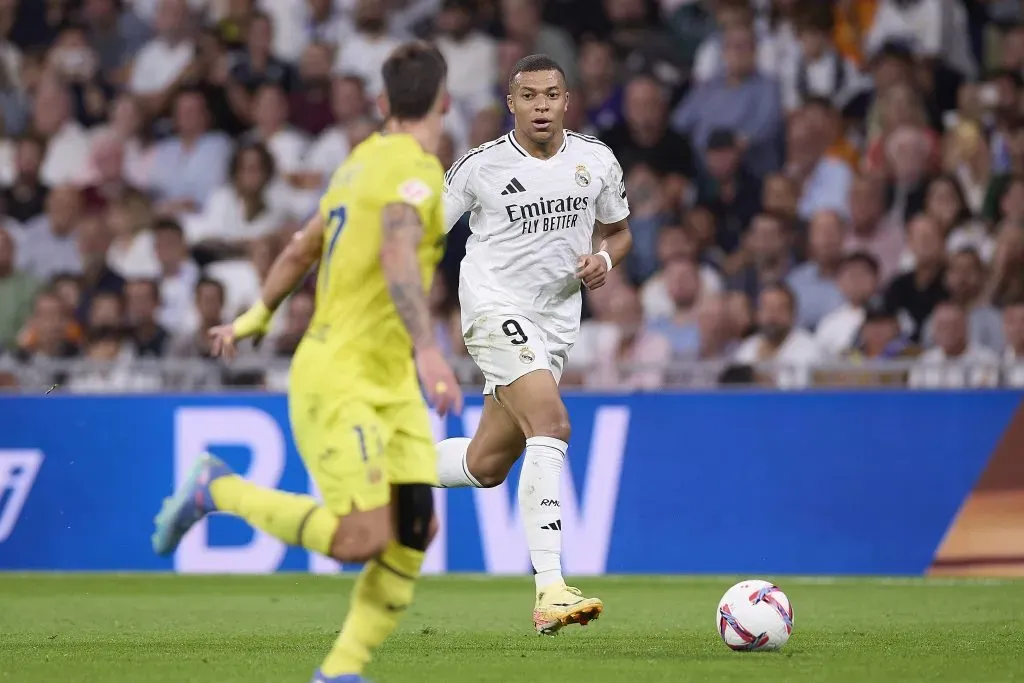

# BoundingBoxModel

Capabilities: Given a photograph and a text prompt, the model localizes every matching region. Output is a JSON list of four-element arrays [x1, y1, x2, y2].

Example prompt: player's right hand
[[415, 346, 464, 416], [208, 324, 238, 359]]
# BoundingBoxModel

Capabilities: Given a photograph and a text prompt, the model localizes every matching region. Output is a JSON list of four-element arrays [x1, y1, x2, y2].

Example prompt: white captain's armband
[[398, 178, 433, 206]]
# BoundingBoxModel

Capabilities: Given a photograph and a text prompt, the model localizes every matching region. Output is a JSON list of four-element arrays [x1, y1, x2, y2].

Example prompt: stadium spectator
[[2, 136, 48, 224], [621, 163, 670, 282], [784, 107, 852, 221], [67, 325, 161, 393], [288, 43, 335, 137], [500, 0, 579, 88], [944, 121, 992, 217], [673, 21, 784, 177], [815, 252, 881, 357], [206, 232, 278, 323], [124, 278, 170, 357], [922, 248, 1003, 352], [46, 23, 115, 129], [734, 282, 823, 389], [987, 219, 1024, 306], [982, 120, 1024, 223], [577, 36, 621, 133], [1003, 301, 1024, 387], [601, 75, 695, 210], [15, 289, 80, 362], [863, 82, 937, 177], [759, 172, 799, 234], [301, 76, 371, 193], [885, 124, 936, 226], [106, 193, 158, 278], [435, 0, 498, 118], [243, 83, 307, 195], [844, 172, 904, 283], [75, 214, 125, 318], [780, 2, 868, 114], [910, 302, 999, 388], [80, 131, 141, 213], [865, 0, 976, 81], [695, 293, 733, 360], [151, 218, 199, 336], [641, 223, 724, 321], [728, 212, 793, 303], [96, 94, 155, 189], [694, 128, 761, 254], [229, 10, 296, 101], [0, 225, 37, 349], [921, 174, 991, 263], [83, 0, 152, 84], [128, 0, 196, 116], [692, 0, 778, 85], [297, 0, 350, 56], [579, 283, 671, 391], [186, 26, 247, 136], [333, 0, 401, 98], [18, 186, 83, 281], [263, 289, 315, 391], [725, 287, 755, 336], [32, 76, 91, 187], [884, 214, 948, 342], [186, 142, 287, 259], [85, 289, 123, 331], [787, 209, 846, 330], [649, 258, 703, 359], [170, 276, 225, 357], [150, 88, 232, 217]]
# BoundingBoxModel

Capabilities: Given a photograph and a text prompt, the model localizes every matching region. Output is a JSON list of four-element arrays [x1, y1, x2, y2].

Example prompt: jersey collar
[[506, 129, 569, 159]]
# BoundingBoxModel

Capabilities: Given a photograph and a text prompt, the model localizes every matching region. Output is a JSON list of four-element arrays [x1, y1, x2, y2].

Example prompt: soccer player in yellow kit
[[151, 42, 462, 683]]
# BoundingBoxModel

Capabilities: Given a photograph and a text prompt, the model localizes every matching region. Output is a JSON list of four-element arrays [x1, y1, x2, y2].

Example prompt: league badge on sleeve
[[574, 164, 591, 188], [398, 178, 433, 206]]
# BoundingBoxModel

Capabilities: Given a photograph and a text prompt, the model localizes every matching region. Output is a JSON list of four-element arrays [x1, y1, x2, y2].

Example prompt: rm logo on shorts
[[519, 347, 536, 364]]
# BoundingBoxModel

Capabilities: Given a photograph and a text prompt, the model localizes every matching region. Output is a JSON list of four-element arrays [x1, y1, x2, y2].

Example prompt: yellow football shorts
[[289, 389, 438, 517]]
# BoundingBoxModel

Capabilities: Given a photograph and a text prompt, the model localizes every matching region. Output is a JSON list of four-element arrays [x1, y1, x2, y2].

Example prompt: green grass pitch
[[3, 574, 1023, 682]]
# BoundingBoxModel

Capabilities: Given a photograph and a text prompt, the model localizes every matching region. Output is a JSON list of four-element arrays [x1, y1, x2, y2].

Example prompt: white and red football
[[716, 580, 794, 651]]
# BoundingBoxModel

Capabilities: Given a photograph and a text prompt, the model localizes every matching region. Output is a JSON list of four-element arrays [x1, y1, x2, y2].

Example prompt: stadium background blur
[[0, 0, 1021, 391], [2, 5, 1024, 680]]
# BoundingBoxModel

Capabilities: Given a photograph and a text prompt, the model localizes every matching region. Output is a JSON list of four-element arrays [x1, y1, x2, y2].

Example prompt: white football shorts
[[463, 314, 571, 395]]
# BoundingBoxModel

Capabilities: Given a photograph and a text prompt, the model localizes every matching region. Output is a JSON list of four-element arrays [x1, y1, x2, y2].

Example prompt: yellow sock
[[209, 475, 337, 556], [320, 541, 425, 676]]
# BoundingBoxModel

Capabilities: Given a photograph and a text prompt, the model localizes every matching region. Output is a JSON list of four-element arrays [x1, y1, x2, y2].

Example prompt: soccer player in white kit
[[435, 54, 633, 634]]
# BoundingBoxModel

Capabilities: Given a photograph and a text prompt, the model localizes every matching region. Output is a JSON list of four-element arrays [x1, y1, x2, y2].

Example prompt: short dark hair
[[950, 246, 984, 271], [761, 282, 797, 312], [508, 54, 566, 91], [127, 278, 161, 303], [195, 277, 225, 302], [153, 218, 184, 237], [840, 251, 880, 276], [381, 40, 447, 120]]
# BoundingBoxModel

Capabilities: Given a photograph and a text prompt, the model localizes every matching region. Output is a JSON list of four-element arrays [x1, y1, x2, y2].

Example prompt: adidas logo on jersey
[[500, 177, 527, 195]]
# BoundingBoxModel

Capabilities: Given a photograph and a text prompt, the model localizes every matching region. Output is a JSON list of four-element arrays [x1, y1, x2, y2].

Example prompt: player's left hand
[[576, 254, 609, 291], [208, 324, 239, 359]]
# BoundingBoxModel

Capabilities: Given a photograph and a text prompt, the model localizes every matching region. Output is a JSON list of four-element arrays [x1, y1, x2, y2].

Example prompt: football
[[716, 580, 794, 651]]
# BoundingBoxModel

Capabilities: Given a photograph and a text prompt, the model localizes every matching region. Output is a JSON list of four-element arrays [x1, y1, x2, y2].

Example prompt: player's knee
[[528, 413, 571, 443], [395, 484, 434, 551], [328, 511, 392, 563]]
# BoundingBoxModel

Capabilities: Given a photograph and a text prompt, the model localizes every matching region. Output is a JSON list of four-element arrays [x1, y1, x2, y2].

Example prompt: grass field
[[2, 574, 1023, 682]]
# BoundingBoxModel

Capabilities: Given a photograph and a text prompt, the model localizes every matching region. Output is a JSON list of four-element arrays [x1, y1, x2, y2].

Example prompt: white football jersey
[[443, 130, 630, 343]]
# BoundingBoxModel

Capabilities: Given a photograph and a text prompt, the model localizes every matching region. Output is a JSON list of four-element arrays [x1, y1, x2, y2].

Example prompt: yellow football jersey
[[296, 132, 446, 401]]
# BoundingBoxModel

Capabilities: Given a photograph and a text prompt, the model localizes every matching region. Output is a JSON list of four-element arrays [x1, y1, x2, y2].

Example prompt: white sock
[[518, 436, 567, 592], [436, 437, 482, 488]]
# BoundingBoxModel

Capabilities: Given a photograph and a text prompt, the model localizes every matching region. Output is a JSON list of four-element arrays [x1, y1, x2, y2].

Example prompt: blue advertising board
[[0, 392, 1019, 575]]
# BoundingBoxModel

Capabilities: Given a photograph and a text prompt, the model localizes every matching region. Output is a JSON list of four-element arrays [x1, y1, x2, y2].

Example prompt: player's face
[[507, 69, 568, 144]]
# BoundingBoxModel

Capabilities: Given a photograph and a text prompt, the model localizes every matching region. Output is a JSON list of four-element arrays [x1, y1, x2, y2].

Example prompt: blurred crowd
[[0, 0, 1023, 393]]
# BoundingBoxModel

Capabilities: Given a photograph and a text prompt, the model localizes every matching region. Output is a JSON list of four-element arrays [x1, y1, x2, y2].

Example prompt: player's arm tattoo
[[596, 218, 633, 268], [259, 213, 324, 312], [380, 202, 436, 350]]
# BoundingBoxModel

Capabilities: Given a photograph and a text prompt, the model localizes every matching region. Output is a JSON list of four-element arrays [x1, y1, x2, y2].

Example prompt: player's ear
[[506, 93, 514, 114], [377, 92, 390, 119]]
